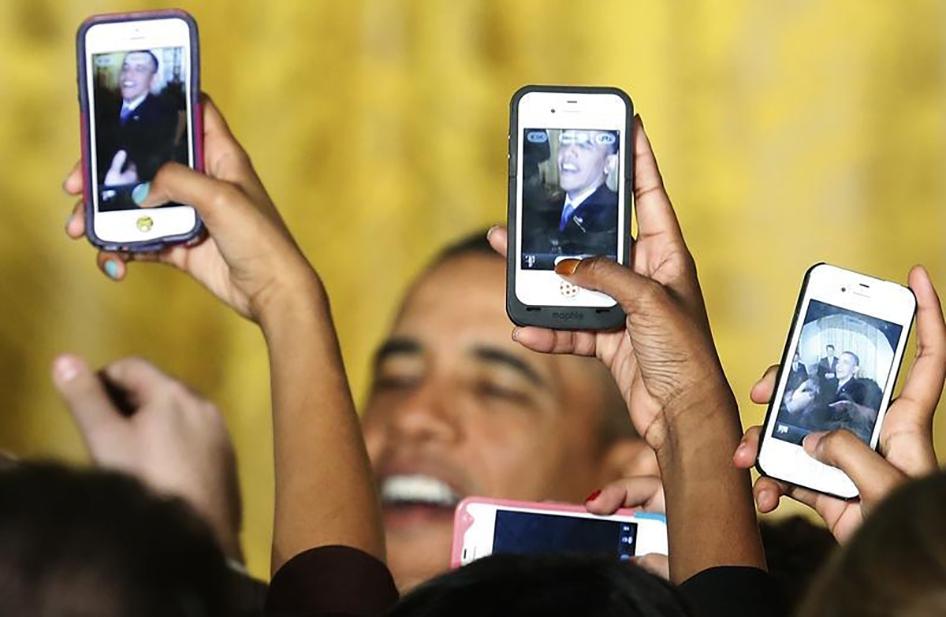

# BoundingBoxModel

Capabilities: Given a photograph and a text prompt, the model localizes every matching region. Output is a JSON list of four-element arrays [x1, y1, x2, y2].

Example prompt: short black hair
[[826, 344, 835, 351], [431, 228, 498, 266], [0, 462, 232, 617], [840, 351, 860, 367], [125, 49, 159, 74], [389, 553, 689, 617]]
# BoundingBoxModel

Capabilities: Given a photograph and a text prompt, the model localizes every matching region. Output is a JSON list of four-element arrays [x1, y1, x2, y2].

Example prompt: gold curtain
[[1, 0, 944, 578]]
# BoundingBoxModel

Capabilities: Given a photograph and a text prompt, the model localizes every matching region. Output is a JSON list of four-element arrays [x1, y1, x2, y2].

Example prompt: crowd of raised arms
[[1, 97, 944, 617]]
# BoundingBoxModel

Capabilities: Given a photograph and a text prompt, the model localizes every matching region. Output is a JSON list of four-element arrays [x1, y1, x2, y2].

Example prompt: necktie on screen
[[559, 201, 576, 231], [120, 104, 133, 125]]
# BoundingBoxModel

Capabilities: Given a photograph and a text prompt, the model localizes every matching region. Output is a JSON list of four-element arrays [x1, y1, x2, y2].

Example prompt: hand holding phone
[[733, 265, 945, 541], [64, 97, 321, 324]]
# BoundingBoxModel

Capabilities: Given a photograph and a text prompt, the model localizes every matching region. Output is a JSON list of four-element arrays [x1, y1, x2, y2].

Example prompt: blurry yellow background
[[1, 1, 944, 578]]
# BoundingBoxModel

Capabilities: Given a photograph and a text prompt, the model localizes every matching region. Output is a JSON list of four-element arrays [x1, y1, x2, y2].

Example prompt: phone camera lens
[[551, 108, 556, 114], [841, 287, 847, 293]]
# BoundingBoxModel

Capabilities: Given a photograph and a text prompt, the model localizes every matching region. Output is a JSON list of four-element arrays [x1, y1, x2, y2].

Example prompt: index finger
[[63, 161, 82, 196], [632, 117, 684, 247], [102, 356, 175, 404], [897, 265, 946, 415]]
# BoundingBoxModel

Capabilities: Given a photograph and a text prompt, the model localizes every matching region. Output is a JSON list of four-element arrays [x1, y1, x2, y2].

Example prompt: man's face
[[362, 254, 642, 590], [826, 347, 835, 359], [557, 130, 615, 195], [119, 52, 156, 102], [836, 352, 857, 381]]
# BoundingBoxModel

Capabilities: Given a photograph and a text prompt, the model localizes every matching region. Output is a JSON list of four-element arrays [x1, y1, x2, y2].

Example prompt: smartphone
[[451, 497, 667, 568], [506, 85, 633, 330], [757, 264, 916, 498], [77, 10, 202, 252]]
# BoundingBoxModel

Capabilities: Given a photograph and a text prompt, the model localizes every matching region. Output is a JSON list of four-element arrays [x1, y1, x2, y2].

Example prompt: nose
[[383, 375, 462, 446]]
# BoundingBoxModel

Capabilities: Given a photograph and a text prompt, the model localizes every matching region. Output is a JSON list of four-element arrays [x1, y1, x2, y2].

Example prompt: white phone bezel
[[84, 17, 197, 244], [457, 502, 667, 566], [758, 264, 916, 498], [514, 91, 628, 308]]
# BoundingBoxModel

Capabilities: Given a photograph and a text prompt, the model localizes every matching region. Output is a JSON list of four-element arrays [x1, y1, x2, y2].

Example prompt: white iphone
[[506, 86, 633, 330], [757, 263, 916, 498], [451, 497, 667, 567], [77, 10, 202, 252]]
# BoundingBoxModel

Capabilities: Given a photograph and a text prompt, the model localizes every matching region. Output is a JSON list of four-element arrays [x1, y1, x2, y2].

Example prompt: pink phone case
[[450, 496, 656, 568], [77, 9, 204, 252]]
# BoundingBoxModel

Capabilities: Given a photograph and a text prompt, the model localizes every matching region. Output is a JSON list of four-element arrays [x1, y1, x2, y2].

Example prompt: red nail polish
[[585, 489, 601, 502]]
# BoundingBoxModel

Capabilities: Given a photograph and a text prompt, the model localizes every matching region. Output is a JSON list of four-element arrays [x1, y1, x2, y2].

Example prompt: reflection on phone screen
[[91, 47, 189, 212], [520, 128, 620, 271], [773, 300, 902, 446]]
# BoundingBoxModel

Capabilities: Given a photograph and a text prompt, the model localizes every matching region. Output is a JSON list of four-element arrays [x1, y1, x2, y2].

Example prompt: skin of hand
[[488, 116, 765, 583], [62, 94, 385, 572], [585, 475, 669, 580], [733, 265, 946, 542], [51, 354, 242, 561]]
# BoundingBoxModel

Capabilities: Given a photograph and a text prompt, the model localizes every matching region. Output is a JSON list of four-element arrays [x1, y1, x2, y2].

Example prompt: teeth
[[381, 474, 460, 508], [561, 163, 578, 171]]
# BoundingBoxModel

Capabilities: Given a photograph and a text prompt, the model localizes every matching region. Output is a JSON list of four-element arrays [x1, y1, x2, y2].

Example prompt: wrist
[[257, 272, 328, 337]]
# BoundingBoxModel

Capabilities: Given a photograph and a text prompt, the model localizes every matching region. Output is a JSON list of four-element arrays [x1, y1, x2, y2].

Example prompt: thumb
[[52, 355, 123, 449], [109, 150, 127, 173], [135, 162, 255, 233], [555, 257, 662, 315], [802, 430, 905, 503]]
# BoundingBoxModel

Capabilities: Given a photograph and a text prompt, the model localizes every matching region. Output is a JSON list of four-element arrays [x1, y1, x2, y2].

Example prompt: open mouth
[[381, 474, 461, 529], [560, 162, 579, 173]]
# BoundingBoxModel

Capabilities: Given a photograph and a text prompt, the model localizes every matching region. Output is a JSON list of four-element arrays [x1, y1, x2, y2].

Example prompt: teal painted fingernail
[[104, 260, 120, 279], [131, 182, 151, 206]]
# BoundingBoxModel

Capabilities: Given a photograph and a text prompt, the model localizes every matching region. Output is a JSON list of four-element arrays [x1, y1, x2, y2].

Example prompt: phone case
[[755, 262, 915, 500], [77, 9, 204, 252], [450, 496, 666, 568], [506, 84, 634, 330]]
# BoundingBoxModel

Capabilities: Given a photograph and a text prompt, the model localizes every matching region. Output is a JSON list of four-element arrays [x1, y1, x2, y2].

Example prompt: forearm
[[657, 381, 766, 584], [261, 281, 385, 574]]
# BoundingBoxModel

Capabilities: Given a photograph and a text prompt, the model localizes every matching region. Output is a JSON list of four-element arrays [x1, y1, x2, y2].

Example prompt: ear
[[604, 153, 618, 176], [596, 438, 658, 484]]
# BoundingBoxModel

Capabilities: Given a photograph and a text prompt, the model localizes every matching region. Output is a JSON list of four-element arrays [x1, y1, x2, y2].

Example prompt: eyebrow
[[374, 338, 421, 368], [471, 346, 546, 387]]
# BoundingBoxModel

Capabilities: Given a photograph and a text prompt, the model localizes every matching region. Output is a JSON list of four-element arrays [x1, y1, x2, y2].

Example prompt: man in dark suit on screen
[[521, 129, 619, 267], [96, 50, 179, 192]]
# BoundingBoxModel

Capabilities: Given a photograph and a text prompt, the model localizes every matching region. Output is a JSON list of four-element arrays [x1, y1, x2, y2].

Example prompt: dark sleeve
[[265, 545, 399, 617], [678, 567, 787, 617]]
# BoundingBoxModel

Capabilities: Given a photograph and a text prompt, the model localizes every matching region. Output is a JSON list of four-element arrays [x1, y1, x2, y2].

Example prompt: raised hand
[[51, 354, 242, 560], [103, 149, 139, 187], [733, 266, 946, 542]]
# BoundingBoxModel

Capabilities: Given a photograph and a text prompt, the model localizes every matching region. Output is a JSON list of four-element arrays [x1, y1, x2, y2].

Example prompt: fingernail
[[486, 225, 498, 241], [511, 327, 520, 342], [802, 432, 824, 453], [53, 355, 82, 383], [585, 489, 602, 502], [734, 440, 749, 457], [635, 113, 643, 128], [131, 182, 151, 206], [104, 260, 120, 280], [554, 259, 581, 276]]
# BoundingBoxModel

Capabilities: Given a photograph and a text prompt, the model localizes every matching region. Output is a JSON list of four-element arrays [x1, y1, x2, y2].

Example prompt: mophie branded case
[[506, 85, 633, 330], [77, 9, 204, 252]]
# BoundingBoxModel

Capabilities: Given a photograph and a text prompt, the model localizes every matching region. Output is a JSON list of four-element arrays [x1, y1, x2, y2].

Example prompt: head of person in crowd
[[388, 553, 689, 617], [798, 471, 946, 617], [824, 344, 835, 359], [119, 50, 159, 103], [557, 129, 618, 199], [361, 231, 657, 590], [0, 462, 232, 617], [758, 516, 837, 614], [835, 351, 859, 384]]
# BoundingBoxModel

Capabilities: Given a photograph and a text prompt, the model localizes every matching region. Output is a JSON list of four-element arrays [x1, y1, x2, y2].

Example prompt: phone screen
[[772, 299, 903, 446], [90, 46, 191, 212], [493, 510, 638, 561], [519, 128, 621, 271]]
